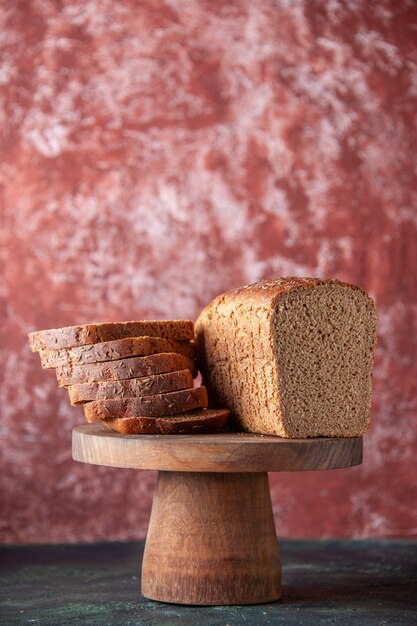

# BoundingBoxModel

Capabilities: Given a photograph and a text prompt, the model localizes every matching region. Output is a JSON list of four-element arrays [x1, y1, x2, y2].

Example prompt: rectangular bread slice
[[56, 352, 197, 387], [68, 369, 194, 405], [84, 386, 208, 422], [104, 408, 230, 434], [28, 320, 194, 352], [39, 336, 194, 369], [195, 278, 376, 438]]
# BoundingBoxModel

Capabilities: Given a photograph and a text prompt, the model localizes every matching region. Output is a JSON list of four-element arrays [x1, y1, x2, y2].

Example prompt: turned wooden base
[[141, 471, 281, 605], [72, 424, 362, 606]]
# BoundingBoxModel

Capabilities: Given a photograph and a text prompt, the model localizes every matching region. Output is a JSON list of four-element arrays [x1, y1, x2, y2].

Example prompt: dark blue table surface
[[1, 539, 417, 625]]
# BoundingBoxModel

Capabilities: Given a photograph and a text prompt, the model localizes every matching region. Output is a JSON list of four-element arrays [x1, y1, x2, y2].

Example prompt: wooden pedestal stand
[[73, 424, 362, 605]]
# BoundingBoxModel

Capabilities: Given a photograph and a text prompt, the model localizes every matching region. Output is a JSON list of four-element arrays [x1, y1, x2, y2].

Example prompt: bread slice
[[68, 369, 194, 405], [104, 408, 230, 434], [39, 336, 194, 369], [28, 320, 194, 352], [56, 352, 197, 387], [195, 278, 376, 438], [84, 386, 208, 422]]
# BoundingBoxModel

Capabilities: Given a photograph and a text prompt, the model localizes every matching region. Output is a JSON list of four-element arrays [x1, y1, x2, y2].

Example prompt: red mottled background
[[1, 1, 416, 544]]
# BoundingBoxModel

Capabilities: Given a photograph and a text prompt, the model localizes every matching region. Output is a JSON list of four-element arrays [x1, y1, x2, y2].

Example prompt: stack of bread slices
[[28, 321, 229, 434]]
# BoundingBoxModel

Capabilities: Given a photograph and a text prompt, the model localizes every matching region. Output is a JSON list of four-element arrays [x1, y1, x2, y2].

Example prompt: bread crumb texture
[[196, 278, 376, 438]]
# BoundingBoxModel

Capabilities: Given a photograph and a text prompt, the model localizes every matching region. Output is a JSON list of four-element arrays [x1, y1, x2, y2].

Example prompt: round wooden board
[[72, 423, 362, 473]]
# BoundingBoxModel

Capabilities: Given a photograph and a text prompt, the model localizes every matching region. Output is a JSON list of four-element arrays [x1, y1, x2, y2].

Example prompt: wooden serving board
[[72, 423, 362, 606], [72, 423, 362, 472]]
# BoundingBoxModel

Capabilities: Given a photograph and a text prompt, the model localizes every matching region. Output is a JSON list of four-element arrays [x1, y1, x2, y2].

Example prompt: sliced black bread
[[68, 369, 194, 405], [29, 320, 194, 352], [56, 353, 197, 387], [84, 386, 208, 422], [39, 336, 194, 369], [104, 408, 230, 434]]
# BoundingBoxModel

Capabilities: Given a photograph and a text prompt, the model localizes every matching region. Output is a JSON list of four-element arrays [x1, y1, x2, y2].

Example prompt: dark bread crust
[[84, 386, 208, 422], [29, 320, 194, 352], [40, 336, 194, 369], [56, 352, 197, 387], [104, 408, 230, 434], [68, 369, 194, 405], [205, 277, 375, 309]]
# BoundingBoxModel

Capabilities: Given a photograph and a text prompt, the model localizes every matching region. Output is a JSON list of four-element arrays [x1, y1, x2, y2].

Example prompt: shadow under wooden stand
[[73, 424, 362, 605]]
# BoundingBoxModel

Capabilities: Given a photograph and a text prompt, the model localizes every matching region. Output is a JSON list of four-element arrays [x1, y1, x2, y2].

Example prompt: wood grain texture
[[72, 424, 362, 604], [141, 471, 281, 605], [72, 423, 362, 473]]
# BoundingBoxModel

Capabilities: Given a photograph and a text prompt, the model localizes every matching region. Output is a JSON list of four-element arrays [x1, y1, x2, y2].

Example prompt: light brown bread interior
[[196, 278, 376, 438], [271, 283, 375, 437]]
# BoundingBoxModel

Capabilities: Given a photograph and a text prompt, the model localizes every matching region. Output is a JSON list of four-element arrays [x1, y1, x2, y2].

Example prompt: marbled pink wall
[[1, 0, 416, 543]]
